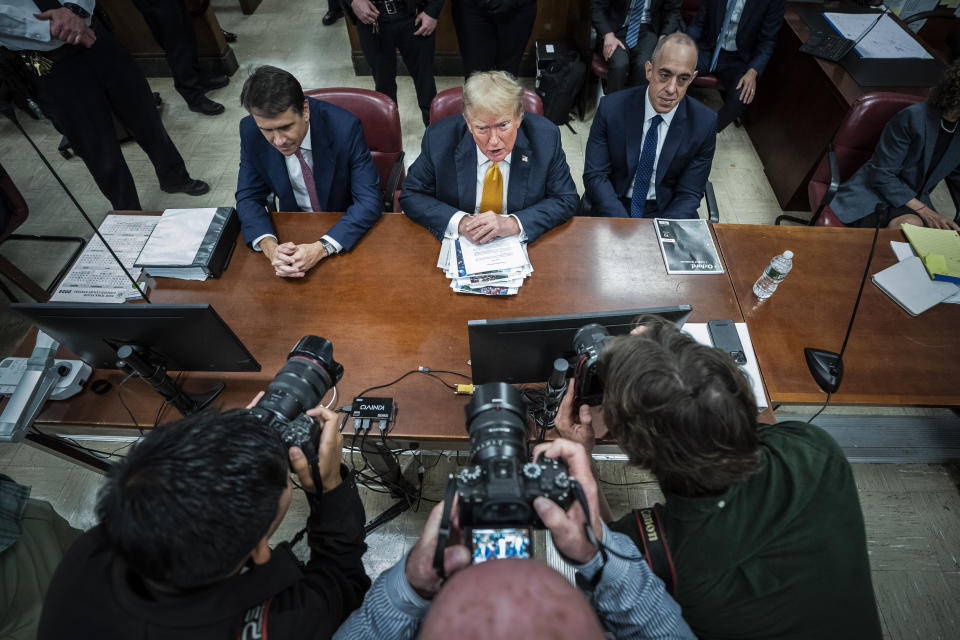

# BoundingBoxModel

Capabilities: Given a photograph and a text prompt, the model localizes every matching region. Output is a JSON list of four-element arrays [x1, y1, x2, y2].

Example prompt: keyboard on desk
[[799, 31, 856, 63]]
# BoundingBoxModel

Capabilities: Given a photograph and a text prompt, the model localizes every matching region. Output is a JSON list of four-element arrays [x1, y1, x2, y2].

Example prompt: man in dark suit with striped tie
[[592, 0, 684, 94], [236, 66, 381, 278], [583, 33, 716, 219]]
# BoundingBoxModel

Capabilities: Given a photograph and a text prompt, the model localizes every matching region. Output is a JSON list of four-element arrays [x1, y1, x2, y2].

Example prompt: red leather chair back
[[0, 161, 28, 241], [428, 87, 544, 125], [305, 88, 405, 212], [808, 92, 923, 227]]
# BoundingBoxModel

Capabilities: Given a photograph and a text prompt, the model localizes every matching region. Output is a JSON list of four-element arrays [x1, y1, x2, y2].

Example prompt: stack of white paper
[[437, 235, 533, 296]]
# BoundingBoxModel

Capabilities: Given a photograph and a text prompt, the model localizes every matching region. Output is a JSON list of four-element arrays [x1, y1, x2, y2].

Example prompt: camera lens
[[464, 382, 529, 465], [256, 335, 343, 422]]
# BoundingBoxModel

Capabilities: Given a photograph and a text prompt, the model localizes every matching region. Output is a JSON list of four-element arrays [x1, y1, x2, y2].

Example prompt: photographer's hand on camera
[[246, 392, 343, 493], [291, 405, 343, 493], [555, 382, 600, 455], [405, 500, 470, 599], [531, 439, 604, 565]]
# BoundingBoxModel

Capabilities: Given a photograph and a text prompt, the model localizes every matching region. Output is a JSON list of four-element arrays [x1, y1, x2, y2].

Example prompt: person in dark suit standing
[[131, 0, 229, 115], [592, 0, 684, 93], [400, 70, 578, 244], [830, 64, 960, 230], [235, 66, 381, 278], [0, 0, 209, 211], [685, 0, 784, 131], [583, 33, 716, 219], [345, 0, 442, 126], [451, 0, 538, 79]]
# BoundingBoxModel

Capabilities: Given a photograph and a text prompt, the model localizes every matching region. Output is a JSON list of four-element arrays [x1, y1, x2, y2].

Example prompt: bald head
[[645, 32, 699, 113], [418, 559, 605, 640]]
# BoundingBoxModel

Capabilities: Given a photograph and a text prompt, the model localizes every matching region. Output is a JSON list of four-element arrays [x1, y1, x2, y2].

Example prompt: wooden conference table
[[28, 213, 748, 462], [715, 224, 960, 407]]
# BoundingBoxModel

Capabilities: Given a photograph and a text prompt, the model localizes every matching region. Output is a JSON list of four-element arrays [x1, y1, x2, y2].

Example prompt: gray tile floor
[[1, 0, 959, 637]]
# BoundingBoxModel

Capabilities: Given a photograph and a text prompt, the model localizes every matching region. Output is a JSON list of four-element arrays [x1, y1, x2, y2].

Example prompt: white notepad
[[872, 256, 959, 316]]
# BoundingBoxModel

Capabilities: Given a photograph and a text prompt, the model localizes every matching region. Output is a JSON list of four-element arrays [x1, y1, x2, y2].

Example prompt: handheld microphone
[[0, 103, 150, 303], [804, 203, 887, 394]]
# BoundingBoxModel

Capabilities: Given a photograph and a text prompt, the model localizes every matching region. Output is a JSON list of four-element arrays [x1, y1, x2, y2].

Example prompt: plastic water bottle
[[753, 250, 794, 299]]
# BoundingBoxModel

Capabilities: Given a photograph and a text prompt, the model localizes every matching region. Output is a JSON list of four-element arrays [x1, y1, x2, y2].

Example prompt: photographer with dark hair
[[331, 438, 695, 639], [37, 401, 370, 639], [556, 316, 883, 640]]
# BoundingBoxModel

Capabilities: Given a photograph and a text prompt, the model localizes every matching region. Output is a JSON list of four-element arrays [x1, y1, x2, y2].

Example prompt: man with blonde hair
[[401, 71, 578, 244]]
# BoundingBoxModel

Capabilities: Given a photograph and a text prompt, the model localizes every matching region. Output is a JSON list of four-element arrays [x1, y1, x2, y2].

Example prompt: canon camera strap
[[238, 597, 271, 640], [632, 506, 677, 597]]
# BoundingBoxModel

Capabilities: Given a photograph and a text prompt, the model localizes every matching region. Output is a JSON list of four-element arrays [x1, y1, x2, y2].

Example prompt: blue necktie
[[710, 0, 739, 73], [625, 0, 646, 49], [630, 114, 662, 218]]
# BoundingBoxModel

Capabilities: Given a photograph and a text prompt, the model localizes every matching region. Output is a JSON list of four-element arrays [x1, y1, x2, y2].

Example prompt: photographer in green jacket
[[555, 316, 882, 640]]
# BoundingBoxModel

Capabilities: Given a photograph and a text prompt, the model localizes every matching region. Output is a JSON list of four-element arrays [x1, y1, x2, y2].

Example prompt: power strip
[[350, 396, 396, 433]]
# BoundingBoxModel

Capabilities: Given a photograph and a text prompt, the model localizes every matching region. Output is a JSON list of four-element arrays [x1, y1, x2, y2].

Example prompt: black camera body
[[572, 323, 613, 406], [457, 382, 573, 529], [248, 335, 343, 463]]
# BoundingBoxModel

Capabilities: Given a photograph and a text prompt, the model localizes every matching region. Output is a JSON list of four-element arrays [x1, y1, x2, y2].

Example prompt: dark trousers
[[356, 14, 436, 125], [451, 0, 538, 78], [605, 26, 657, 93], [696, 49, 748, 131], [30, 27, 189, 210], [131, 0, 205, 107]]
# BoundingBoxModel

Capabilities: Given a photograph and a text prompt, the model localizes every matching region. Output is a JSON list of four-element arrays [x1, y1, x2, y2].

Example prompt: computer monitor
[[468, 306, 692, 385], [11, 302, 260, 372]]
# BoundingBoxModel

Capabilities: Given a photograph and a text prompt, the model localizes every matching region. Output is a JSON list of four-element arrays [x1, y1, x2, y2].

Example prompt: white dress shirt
[[0, 0, 94, 51], [721, 0, 747, 52], [442, 145, 526, 241], [252, 123, 342, 253], [620, 0, 652, 29], [626, 91, 680, 201]]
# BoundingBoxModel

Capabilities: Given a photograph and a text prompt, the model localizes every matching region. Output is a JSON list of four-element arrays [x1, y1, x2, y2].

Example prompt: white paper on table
[[137, 208, 217, 266], [890, 241, 960, 303], [458, 235, 529, 275], [823, 12, 933, 59], [438, 238, 452, 269], [51, 215, 156, 303], [684, 323, 768, 411]]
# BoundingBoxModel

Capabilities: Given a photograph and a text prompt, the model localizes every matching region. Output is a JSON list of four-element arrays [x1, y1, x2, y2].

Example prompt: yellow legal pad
[[900, 223, 960, 284]]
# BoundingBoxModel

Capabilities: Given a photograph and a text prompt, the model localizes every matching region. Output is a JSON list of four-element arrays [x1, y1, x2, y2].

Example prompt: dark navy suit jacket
[[685, 0, 785, 76], [583, 87, 717, 218], [832, 102, 960, 224], [235, 97, 381, 251], [399, 113, 579, 243]]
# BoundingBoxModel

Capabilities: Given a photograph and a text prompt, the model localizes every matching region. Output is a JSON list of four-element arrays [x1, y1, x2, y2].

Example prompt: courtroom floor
[[0, 0, 958, 637]]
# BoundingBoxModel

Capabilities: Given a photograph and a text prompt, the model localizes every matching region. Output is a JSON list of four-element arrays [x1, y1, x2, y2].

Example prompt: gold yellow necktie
[[478, 162, 503, 214]]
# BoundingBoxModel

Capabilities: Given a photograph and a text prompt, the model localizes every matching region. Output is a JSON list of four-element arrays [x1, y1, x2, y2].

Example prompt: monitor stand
[[115, 344, 223, 416]]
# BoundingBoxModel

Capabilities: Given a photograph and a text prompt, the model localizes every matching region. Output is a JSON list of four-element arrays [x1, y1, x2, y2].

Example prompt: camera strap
[[632, 506, 677, 597], [432, 475, 459, 579], [237, 597, 271, 640]]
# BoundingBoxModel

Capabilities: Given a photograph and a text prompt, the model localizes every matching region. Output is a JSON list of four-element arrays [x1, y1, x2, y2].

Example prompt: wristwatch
[[319, 238, 336, 256], [63, 3, 90, 18]]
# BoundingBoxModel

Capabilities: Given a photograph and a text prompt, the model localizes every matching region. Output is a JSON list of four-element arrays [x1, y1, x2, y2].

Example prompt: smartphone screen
[[469, 527, 532, 564]]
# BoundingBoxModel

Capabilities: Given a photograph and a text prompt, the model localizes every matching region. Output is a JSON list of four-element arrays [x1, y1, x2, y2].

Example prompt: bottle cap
[[783, 250, 794, 259]]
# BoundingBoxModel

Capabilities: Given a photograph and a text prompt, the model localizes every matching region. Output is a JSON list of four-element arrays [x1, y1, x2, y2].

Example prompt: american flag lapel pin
[[521, 155, 529, 163]]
